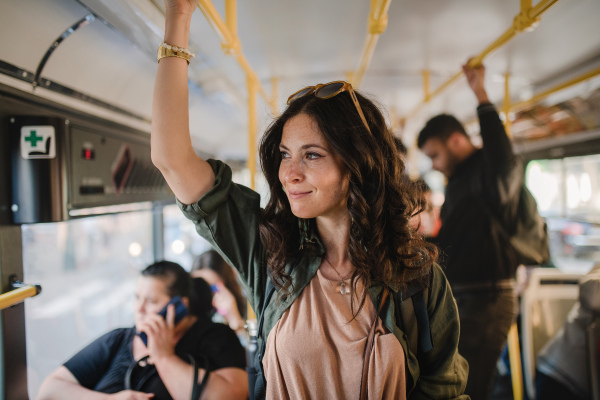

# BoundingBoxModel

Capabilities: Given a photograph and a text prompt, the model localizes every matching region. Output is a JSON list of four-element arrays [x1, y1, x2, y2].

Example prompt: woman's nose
[[283, 158, 304, 182]]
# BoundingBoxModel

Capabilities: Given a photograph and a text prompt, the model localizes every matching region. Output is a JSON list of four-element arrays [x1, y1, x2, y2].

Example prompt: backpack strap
[[394, 269, 434, 355], [412, 288, 433, 353]]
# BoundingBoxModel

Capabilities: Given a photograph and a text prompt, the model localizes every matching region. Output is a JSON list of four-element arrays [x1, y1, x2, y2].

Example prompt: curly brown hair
[[258, 87, 437, 316]]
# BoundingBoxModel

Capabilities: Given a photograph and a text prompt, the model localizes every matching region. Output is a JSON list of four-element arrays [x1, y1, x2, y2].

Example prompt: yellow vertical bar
[[422, 70, 431, 102], [504, 72, 512, 138], [247, 75, 257, 191], [508, 323, 524, 400], [345, 71, 354, 84], [270, 76, 279, 117], [246, 74, 257, 322], [225, 0, 237, 37], [521, 0, 532, 13]]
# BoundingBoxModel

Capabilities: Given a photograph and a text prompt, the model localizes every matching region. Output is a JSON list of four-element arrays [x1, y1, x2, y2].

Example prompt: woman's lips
[[288, 191, 311, 199]]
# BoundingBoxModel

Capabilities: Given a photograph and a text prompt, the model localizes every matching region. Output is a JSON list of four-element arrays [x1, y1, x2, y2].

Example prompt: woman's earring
[[299, 218, 310, 250]]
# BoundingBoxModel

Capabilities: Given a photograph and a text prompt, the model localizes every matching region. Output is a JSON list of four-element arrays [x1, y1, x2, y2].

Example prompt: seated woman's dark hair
[[191, 277, 216, 319], [142, 260, 214, 318], [142, 260, 192, 299], [192, 249, 246, 319], [259, 85, 438, 316]]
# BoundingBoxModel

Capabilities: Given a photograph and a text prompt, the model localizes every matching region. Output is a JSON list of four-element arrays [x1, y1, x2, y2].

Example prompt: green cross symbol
[[25, 130, 44, 147]]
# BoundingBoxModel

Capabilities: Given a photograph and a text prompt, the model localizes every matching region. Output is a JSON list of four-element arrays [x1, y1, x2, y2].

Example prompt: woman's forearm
[[36, 368, 110, 400], [153, 354, 198, 400], [151, 10, 215, 204]]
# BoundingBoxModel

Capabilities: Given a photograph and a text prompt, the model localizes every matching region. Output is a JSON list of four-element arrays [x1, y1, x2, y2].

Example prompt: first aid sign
[[21, 126, 56, 159]]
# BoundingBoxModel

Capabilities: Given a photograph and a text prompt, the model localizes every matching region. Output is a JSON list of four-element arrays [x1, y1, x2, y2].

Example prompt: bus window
[[526, 155, 600, 274], [163, 203, 212, 270], [22, 211, 154, 399]]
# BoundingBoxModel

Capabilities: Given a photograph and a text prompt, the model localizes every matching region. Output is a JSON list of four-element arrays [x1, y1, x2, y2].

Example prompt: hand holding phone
[[138, 296, 188, 347]]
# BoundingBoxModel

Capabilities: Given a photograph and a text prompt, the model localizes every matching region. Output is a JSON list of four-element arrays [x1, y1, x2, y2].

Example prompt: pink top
[[263, 268, 406, 399]]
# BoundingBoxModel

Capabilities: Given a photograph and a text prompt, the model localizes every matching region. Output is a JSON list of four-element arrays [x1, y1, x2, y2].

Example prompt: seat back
[[588, 317, 600, 400], [521, 268, 582, 399]]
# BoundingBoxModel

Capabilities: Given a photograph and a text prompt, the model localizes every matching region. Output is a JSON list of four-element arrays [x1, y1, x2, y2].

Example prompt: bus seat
[[588, 317, 600, 400], [521, 268, 582, 400]]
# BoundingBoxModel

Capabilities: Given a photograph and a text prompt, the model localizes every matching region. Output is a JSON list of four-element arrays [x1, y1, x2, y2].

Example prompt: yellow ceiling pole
[[352, 0, 392, 88], [196, 0, 270, 103], [422, 69, 431, 103], [247, 75, 258, 190], [245, 73, 258, 321], [504, 72, 512, 138], [404, 0, 560, 120], [510, 66, 600, 112], [225, 0, 237, 38], [270, 76, 279, 117]]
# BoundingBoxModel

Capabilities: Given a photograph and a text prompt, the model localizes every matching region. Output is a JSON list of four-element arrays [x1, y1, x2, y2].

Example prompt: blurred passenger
[[418, 62, 521, 399], [393, 138, 440, 239], [37, 261, 247, 400], [150, 1, 469, 398], [535, 263, 600, 400], [411, 178, 441, 239], [192, 249, 248, 342]]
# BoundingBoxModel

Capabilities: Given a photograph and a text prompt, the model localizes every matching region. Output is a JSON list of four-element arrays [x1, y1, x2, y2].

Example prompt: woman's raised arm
[[151, 0, 215, 205]]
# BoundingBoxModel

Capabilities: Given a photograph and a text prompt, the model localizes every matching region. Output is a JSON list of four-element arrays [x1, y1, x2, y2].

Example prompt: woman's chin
[[291, 210, 315, 219]]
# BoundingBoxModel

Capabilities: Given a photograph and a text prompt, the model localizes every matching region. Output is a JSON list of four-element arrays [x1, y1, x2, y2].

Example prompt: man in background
[[417, 62, 521, 400]]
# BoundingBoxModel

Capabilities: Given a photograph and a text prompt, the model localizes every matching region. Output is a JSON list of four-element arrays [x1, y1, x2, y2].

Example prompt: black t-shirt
[[63, 317, 246, 399]]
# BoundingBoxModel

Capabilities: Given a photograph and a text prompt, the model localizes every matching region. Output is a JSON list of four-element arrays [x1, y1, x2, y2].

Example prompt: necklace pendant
[[340, 281, 348, 295]]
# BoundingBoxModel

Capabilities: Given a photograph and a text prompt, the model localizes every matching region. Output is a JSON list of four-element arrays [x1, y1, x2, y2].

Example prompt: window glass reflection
[[23, 211, 153, 398], [526, 155, 600, 273]]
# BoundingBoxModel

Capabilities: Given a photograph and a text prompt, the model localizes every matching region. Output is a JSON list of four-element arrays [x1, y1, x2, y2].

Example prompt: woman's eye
[[280, 151, 290, 159], [306, 152, 321, 160]]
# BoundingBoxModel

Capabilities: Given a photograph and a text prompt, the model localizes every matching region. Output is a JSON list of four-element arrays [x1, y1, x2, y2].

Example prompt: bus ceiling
[[0, 0, 600, 168]]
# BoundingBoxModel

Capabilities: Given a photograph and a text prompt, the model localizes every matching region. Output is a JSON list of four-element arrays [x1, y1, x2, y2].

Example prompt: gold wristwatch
[[157, 45, 191, 65]]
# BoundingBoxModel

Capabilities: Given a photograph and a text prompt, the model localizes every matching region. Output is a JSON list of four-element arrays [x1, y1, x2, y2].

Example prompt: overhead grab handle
[[0, 275, 42, 311]]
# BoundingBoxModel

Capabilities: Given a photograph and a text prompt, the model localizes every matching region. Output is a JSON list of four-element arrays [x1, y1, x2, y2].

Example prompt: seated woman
[[36, 261, 248, 400], [191, 250, 248, 342]]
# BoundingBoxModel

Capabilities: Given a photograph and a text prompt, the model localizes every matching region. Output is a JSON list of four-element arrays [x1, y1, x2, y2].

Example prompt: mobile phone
[[138, 296, 188, 347]]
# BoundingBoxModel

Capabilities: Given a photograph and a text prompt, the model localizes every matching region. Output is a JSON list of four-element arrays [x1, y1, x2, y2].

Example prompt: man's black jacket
[[434, 103, 522, 286]]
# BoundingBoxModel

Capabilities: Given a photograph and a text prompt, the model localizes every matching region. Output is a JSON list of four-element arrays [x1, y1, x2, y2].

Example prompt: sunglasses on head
[[287, 81, 372, 134]]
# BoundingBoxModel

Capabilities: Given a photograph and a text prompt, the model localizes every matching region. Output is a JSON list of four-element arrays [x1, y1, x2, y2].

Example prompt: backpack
[[247, 264, 433, 400], [471, 166, 550, 267], [509, 184, 550, 266]]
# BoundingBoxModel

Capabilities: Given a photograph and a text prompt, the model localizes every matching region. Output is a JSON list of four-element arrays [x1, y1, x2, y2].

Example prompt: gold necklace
[[323, 256, 353, 295]]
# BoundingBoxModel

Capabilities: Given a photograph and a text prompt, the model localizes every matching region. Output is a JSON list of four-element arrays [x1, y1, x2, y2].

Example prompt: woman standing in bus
[[151, 1, 469, 398]]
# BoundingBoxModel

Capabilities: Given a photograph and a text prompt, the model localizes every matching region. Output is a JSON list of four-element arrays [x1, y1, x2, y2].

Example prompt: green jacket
[[179, 159, 469, 399]]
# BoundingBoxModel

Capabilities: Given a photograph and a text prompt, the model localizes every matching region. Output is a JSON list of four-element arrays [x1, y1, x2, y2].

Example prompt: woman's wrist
[[152, 351, 179, 367], [164, 13, 193, 49], [227, 313, 245, 331]]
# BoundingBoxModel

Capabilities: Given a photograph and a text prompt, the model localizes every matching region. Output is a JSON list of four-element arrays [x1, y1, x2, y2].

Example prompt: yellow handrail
[[504, 72, 512, 138], [197, 0, 280, 192], [507, 323, 524, 400], [510, 66, 600, 112], [197, 0, 273, 108], [351, 0, 392, 88], [404, 0, 560, 120], [0, 285, 40, 311]]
